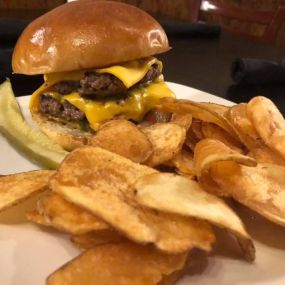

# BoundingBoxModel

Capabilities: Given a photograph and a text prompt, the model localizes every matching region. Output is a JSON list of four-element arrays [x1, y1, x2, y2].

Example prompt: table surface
[[2, 31, 285, 113]]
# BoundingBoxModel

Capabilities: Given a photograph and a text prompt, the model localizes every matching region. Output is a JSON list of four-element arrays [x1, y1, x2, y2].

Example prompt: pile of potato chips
[[1, 95, 285, 284]]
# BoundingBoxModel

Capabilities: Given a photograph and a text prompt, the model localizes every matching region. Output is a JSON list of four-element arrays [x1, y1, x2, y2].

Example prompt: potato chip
[[35, 193, 109, 234], [143, 123, 186, 167], [199, 102, 229, 118], [159, 99, 238, 140], [135, 172, 255, 261], [201, 122, 244, 153], [51, 146, 215, 253], [26, 209, 49, 226], [71, 230, 125, 250], [194, 139, 256, 177], [0, 170, 53, 212], [171, 149, 195, 179], [228, 103, 285, 165], [170, 113, 192, 131], [247, 96, 285, 160], [184, 122, 201, 152], [88, 119, 153, 163], [190, 120, 204, 140], [210, 161, 285, 227], [199, 171, 228, 197], [47, 242, 188, 285]]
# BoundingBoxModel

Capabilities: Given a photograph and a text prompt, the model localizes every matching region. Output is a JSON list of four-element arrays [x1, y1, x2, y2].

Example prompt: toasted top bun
[[12, 0, 169, 75]]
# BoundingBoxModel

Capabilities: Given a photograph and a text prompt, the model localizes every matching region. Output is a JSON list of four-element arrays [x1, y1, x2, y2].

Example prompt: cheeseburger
[[12, 0, 174, 150]]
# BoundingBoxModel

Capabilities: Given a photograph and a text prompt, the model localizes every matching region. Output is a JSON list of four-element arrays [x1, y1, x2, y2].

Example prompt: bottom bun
[[31, 112, 91, 151]]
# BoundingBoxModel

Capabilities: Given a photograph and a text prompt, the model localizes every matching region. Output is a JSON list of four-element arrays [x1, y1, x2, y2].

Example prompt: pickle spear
[[0, 80, 68, 169]]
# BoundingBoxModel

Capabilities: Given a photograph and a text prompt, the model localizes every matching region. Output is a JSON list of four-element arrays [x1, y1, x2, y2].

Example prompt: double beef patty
[[39, 64, 161, 122]]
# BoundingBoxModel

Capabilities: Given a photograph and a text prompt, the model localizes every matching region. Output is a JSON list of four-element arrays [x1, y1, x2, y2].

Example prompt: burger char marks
[[39, 94, 85, 122], [51, 64, 161, 97], [53, 80, 80, 95], [79, 72, 127, 97]]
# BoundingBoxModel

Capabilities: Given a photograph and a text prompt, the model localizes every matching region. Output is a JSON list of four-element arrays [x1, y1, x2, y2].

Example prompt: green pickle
[[0, 80, 68, 169]]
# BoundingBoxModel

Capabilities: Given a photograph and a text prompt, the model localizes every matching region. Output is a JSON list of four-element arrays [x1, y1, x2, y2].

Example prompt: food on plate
[[247, 96, 285, 160], [158, 98, 238, 140], [0, 170, 53, 212], [169, 149, 195, 179], [0, 80, 68, 168], [135, 172, 255, 261], [142, 123, 186, 167], [27, 193, 108, 234], [12, 0, 174, 150], [71, 230, 125, 250], [88, 119, 153, 163], [46, 243, 188, 285], [194, 138, 256, 177], [50, 146, 215, 253], [3, 92, 285, 283], [209, 161, 285, 227], [201, 122, 244, 153], [170, 113, 193, 131], [228, 103, 285, 165]]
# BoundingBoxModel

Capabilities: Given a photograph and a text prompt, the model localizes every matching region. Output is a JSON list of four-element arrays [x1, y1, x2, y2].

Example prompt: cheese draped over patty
[[30, 57, 175, 130]]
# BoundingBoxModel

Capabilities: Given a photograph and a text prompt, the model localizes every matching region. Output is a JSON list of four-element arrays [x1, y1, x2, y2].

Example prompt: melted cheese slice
[[30, 57, 173, 131], [44, 57, 162, 88], [63, 82, 174, 130], [30, 82, 174, 131]]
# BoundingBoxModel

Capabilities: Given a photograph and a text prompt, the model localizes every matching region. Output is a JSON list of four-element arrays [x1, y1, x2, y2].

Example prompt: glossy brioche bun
[[12, 0, 169, 75], [31, 112, 91, 151]]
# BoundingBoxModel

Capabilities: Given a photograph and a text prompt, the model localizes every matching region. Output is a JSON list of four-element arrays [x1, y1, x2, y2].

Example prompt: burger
[[12, 0, 174, 150]]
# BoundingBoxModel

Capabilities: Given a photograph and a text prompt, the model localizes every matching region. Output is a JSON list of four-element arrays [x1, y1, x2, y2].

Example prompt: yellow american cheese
[[44, 57, 162, 88], [63, 82, 174, 130]]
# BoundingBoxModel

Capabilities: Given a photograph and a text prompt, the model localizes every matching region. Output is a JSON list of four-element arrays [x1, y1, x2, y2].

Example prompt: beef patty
[[40, 64, 161, 122], [39, 94, 85, 122], [52, 64, 161, 97]]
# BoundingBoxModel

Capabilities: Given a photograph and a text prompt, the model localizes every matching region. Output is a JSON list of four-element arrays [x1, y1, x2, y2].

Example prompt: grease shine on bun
[[12, 0, 169, 75]]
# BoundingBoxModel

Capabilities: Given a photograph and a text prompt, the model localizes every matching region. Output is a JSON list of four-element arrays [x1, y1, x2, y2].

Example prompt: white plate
[[0, 82, 285, 285]]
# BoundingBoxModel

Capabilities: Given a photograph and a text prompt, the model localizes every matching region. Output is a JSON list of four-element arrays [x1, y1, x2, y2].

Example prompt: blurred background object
[[0, 0, 65, 19], [104, 0, 202, 21], [2, 0, 285, 46], [200, 0, 285, 46], [0, 0, 202, 21]]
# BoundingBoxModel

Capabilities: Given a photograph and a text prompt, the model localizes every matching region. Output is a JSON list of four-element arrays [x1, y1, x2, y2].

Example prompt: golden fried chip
[[199, 171, 228, 197], [71, 230, 125, 250], [199, 102, 229, 117], [26, 209, 49, 226], [190, 120, 203, 140], [35, 193, 109, 234], [88, 119, 153, 163], [143, 123, 186, 167], [51, 146, 215, 253], [247, 96, 285, 160], [0, 170, 54, 212], [201, 122, 243, 153], [210, 161, 285, 227], [171, 149, 195, 179], [228, 103, 285, 165], [47, 243, 188, 285], [184, 121, 202, 152], [159, 99, 238, 140], [135, 172, 255, 261], [194, 139, 256, 177], [170, 113, 192, 131]]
